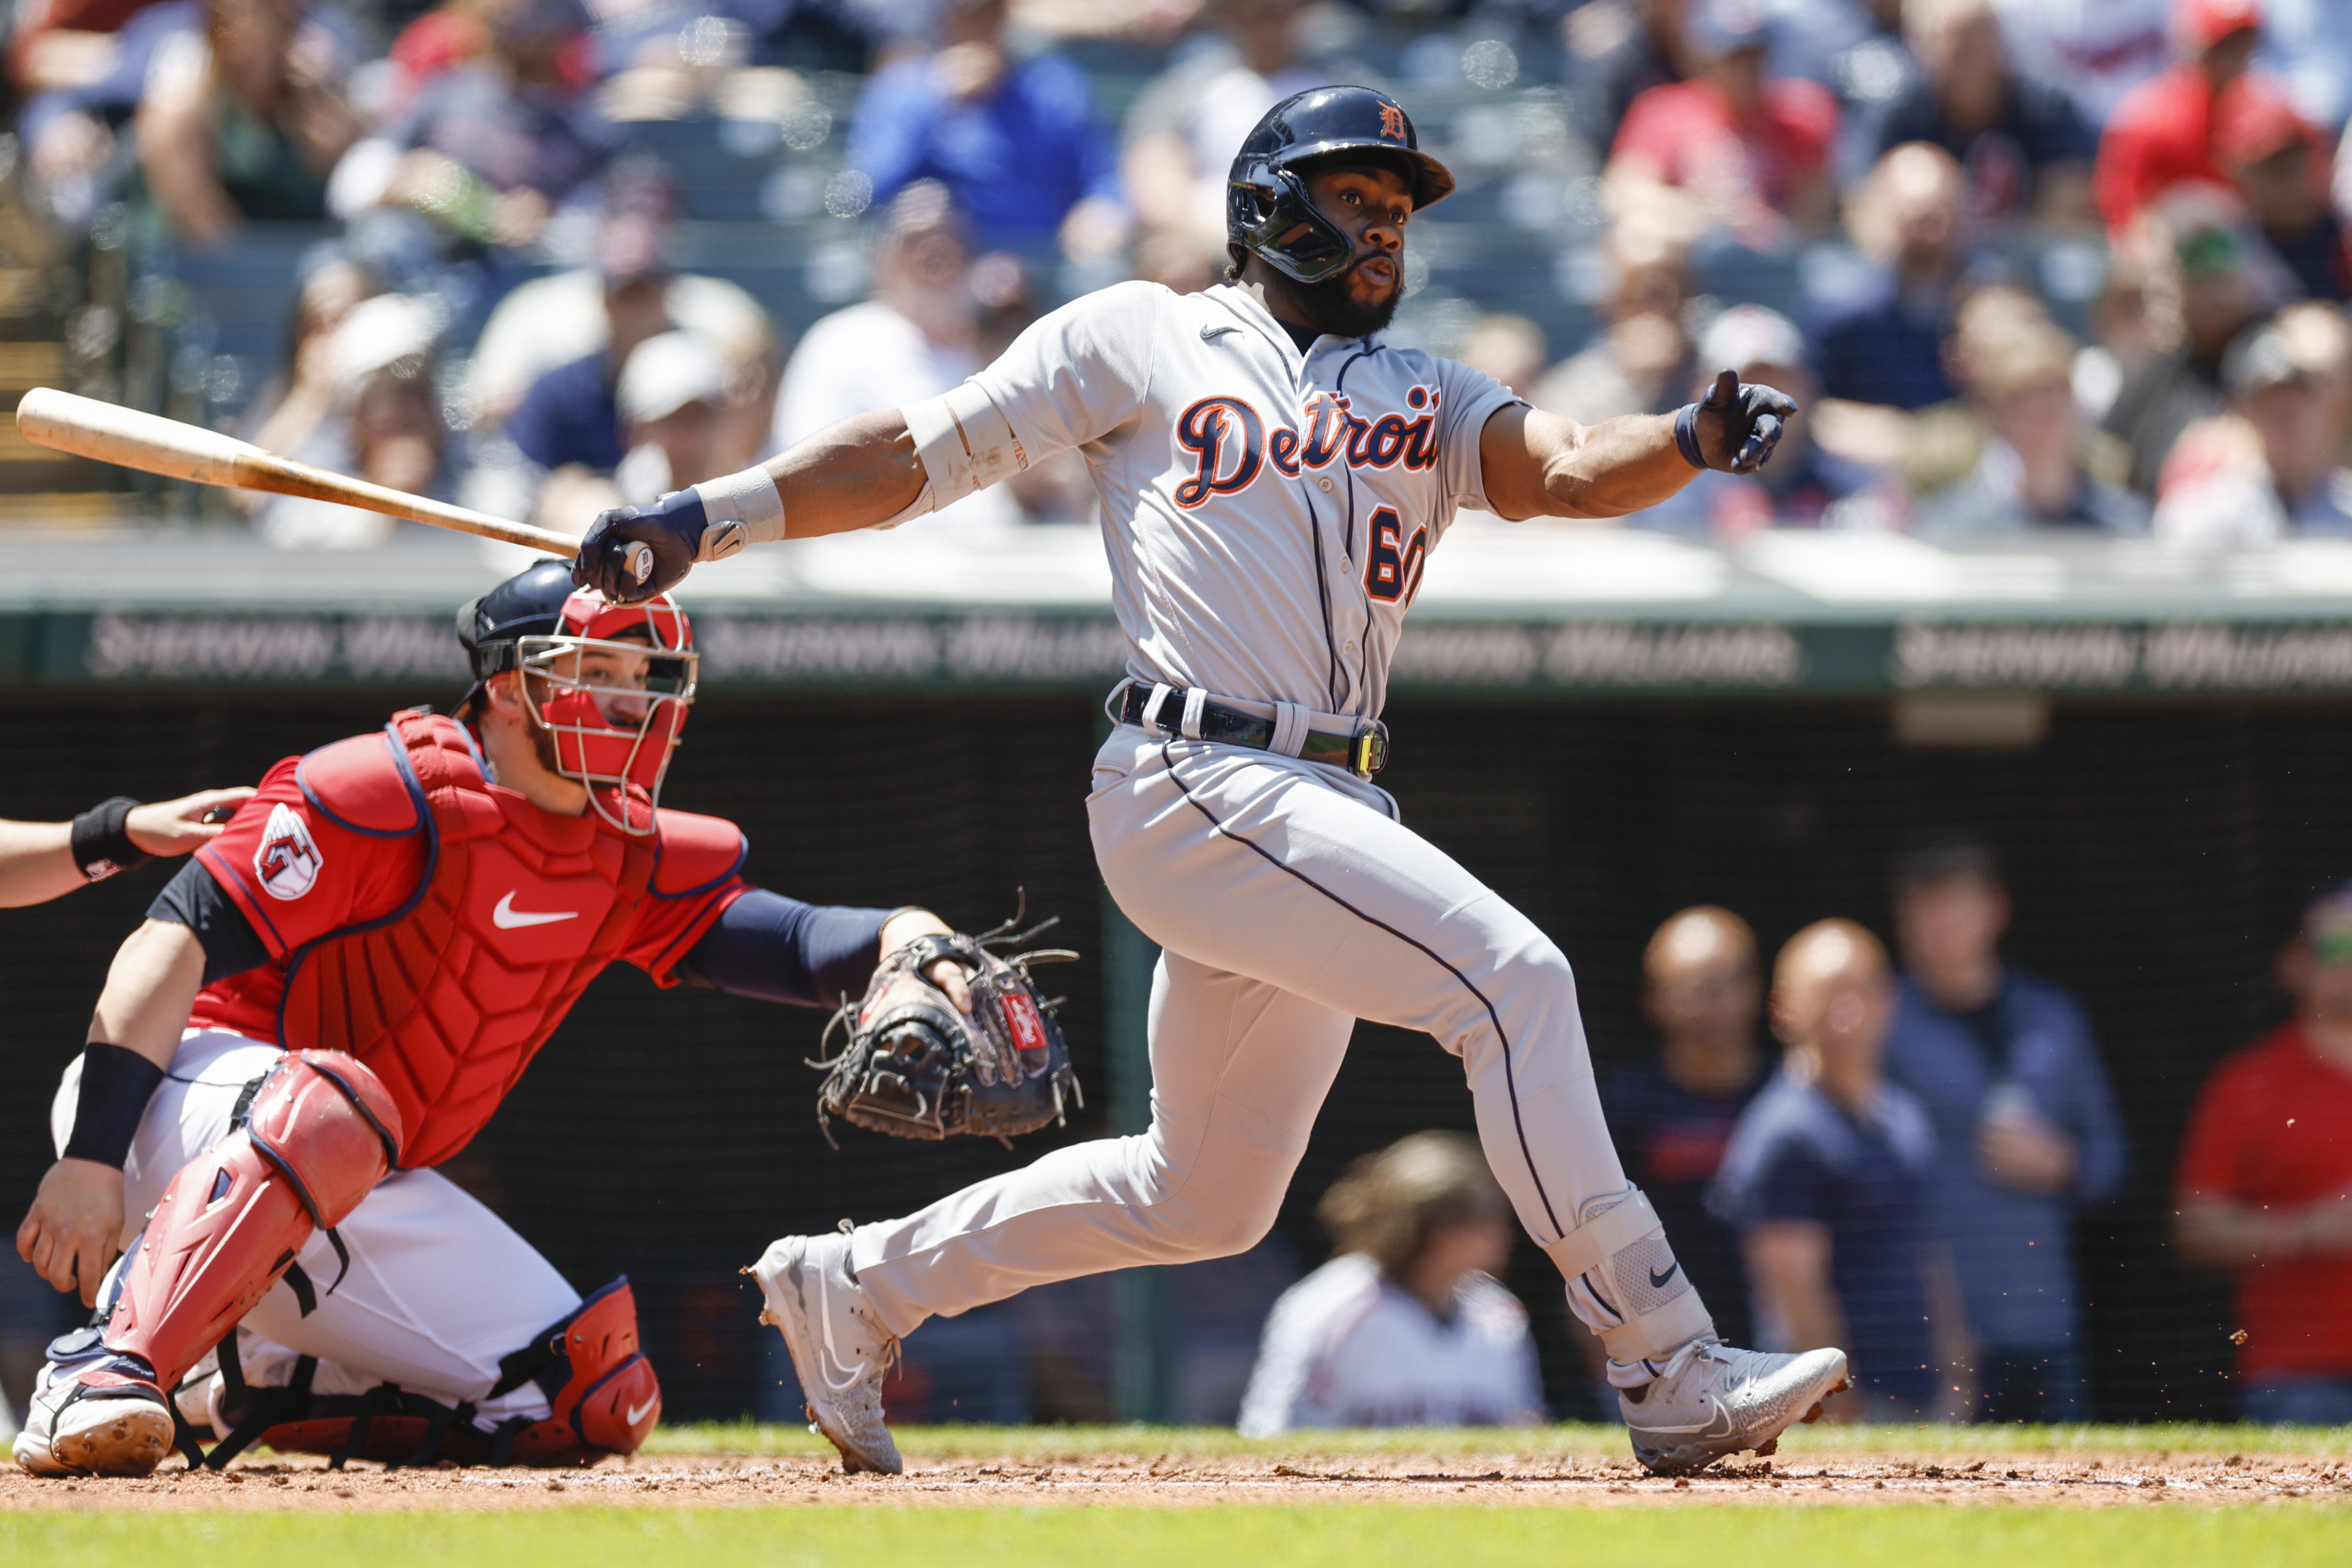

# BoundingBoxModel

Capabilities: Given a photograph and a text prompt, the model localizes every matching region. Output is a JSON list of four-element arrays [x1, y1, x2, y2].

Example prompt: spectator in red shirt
[[2212, 86, 2349, 304], [1606, 0, 1839, 249], [2174, 882, 2352, 1424], [2094, 0, 2293, 237]]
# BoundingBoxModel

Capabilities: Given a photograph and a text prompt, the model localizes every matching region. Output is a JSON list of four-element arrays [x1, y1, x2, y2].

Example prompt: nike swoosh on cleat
[[493, 892, 579, 929], [1649, 1262, 1681, 1289], [625, 1396, 659, 1426]]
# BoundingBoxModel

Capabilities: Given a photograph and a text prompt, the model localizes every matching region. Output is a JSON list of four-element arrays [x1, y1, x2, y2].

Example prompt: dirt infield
[[3, 1436, 2347, 1513]]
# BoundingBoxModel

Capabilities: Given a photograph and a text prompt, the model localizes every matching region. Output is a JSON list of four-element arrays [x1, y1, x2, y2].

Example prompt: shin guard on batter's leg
[[1544, 1186, 1716, 1386], [101, 1051, 402, 1397]]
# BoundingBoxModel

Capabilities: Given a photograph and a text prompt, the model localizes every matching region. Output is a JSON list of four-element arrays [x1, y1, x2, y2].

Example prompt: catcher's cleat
[[748, 1230, 903, 1476], [13, 1360, 177, 1478], [1619, 1340, 1850, 1476]]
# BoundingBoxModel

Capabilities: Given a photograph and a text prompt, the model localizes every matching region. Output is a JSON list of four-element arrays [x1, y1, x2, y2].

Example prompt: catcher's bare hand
[[16, 1157, 127, 1306], [125, 786, 256, 857], [879, 909, 975, 1015]]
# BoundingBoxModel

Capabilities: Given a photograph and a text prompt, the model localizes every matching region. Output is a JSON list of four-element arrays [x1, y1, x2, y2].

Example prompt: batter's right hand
[[16, 1157, 127, 1306], [573, 489, 709, 604]]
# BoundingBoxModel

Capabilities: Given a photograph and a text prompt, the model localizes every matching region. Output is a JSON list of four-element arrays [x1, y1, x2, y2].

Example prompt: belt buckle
[[1347, 723, 1389, 778]]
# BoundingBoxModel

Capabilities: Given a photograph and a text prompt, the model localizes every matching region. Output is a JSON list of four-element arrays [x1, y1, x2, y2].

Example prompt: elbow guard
[[896, 382, 1028, 524]]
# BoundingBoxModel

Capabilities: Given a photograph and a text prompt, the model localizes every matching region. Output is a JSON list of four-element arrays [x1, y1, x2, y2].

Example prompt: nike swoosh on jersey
[[1649, 1262, 1682, 1290], [493, 892, 579, 930], [625, 1395, 659, 1426]]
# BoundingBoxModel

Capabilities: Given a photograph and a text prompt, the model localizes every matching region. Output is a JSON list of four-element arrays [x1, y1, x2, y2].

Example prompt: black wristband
[[63, 1043, 166, 1168], [1673, 402, 1709, 471], [70, 797, 150, 883]]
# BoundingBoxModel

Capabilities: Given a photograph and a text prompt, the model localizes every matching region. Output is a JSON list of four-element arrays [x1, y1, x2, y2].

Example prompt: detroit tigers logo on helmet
[[255, 802, 323, 900], [1377, 102, 1407, 140]]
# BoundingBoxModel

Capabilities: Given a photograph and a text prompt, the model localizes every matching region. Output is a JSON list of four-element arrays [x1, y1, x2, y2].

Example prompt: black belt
[[1117, 684, 1388, 777]]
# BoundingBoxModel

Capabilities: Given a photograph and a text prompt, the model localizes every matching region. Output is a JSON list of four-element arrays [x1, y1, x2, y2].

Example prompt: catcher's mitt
[[812, 901, 1082, 1147]]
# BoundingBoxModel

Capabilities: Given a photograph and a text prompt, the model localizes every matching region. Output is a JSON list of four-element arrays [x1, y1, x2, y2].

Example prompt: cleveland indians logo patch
[[254, 802, 323, 900]]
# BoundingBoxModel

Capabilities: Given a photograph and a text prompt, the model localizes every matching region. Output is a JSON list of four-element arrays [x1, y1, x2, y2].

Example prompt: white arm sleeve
[[898, 381, 1029, 518]]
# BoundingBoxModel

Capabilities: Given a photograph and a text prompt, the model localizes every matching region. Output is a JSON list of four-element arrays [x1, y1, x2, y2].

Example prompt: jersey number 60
[[1364, 507, 1429, 605]]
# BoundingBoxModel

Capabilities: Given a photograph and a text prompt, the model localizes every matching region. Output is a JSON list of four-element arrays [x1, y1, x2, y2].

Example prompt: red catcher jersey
[[191, 710, 748, 1167]]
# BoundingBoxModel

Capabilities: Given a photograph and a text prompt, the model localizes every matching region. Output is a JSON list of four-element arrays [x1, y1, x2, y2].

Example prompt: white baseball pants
[[850, 725, 1687, 1371], [48, 1029, 577, 1424]]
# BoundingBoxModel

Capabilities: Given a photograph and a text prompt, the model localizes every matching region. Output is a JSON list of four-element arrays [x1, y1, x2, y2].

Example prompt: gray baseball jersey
[[941, 280, 1522, 721]]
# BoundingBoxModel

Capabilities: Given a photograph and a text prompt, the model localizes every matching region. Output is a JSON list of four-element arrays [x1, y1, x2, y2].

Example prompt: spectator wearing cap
[[251, 292, 451, 549], [1914, 321, 2150, 537], [496, 225, 678, 481], [464, 165, 774, 433], [611, 330, 731, 505], [2212, 87, 2348, 304], [1120, 0, 1358, 264], [2154, 309, 2352, 545], [1605, 0, 1841, 250], [2101, 187, 2280, 496], [1713, 921, 1940, 1421], [1875, 0, 2096, 225], [2094, 0, 2298, 238], [846, 0, 1125, 258], [327, 0, 616, 252], [1535, 218, 1698, 427], [1634, 305, 1893, 531], [1238, 1132, 1543, 1435], [1600, 907, 1771, 1355], [1880, 839, 2126, 1423], [767, 182, 1018, 530], [1812, 142, 1974, 415], [2175, 883, 2352, 1425]]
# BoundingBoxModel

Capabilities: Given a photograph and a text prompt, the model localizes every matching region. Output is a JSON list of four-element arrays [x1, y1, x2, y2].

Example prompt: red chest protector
[[278, 711, 658, 1169]]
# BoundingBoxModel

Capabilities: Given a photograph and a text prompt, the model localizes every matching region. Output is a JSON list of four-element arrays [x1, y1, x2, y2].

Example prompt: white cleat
[[13, 1371, 176, 1478], [747, 1230, 904, 1476], [1619, 1340, 1850, 1476]]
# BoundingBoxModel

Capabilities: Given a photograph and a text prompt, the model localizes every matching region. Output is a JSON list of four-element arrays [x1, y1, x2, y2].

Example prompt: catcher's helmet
[[1227, 86, 1456, 284], [457, 558, 697, 834]]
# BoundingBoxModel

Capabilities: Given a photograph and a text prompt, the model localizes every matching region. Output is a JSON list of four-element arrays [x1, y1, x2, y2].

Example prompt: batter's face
[[1255, 165, 1415, 339]]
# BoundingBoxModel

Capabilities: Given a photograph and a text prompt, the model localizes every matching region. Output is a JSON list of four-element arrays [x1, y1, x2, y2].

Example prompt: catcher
[[11, 559, 1074, 1478]]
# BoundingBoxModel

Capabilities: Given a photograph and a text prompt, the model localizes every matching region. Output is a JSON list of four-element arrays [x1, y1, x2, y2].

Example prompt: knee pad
[[104, 1051, 402, 1397], [204, 1279, 660, 1472], [1545, 1186, 1715, 1370]]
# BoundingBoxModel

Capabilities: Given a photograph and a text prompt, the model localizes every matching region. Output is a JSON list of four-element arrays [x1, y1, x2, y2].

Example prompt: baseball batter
[[11, 562, 1004, 1478], [575, 86, 1848, 1474]]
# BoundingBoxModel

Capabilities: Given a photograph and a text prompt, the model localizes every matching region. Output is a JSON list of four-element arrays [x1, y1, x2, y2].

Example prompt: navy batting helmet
[[1227, 86, 1456, 284]]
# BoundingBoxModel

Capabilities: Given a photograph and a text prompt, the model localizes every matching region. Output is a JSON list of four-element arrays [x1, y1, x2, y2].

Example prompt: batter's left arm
[[1479, 369, 1796, 521]]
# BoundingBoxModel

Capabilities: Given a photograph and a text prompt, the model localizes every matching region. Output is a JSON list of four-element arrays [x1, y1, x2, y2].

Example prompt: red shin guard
[[102, 1051, 401, 1394]]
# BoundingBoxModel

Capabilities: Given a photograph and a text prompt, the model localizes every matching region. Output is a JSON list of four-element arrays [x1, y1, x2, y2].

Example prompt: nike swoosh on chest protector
[[493, 891, 580, 929]]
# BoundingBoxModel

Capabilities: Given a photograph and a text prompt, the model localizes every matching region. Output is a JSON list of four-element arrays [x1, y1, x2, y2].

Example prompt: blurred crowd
[[1232, 852, 2352, 1432], [1, 0, 2350, 541]]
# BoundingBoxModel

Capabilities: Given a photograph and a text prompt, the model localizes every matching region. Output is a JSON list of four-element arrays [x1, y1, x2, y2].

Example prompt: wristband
[[1672, 402, 1709, 471], [70, 797, 150, 883], [63, 1043, 166, 1168], [691, 465, 786, 556]]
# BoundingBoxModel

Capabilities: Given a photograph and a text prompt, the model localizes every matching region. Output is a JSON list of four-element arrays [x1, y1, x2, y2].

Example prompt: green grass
[[5, 1504, 2350, 1568], [643, 1420, 2352, 1461]]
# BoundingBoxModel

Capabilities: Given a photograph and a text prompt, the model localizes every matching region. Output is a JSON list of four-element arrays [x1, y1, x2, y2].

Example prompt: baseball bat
[[15, 387, 653, 585]]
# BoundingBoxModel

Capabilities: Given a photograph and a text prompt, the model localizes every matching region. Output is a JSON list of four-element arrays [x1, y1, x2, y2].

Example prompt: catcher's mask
[[457, 558, 697, 835], [1226, 85, 1455, 284]]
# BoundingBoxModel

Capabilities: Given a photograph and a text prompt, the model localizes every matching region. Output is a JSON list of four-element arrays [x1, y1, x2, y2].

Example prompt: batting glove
[[573, 489, 713, 604], [1675, 369, 1798, 476]]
